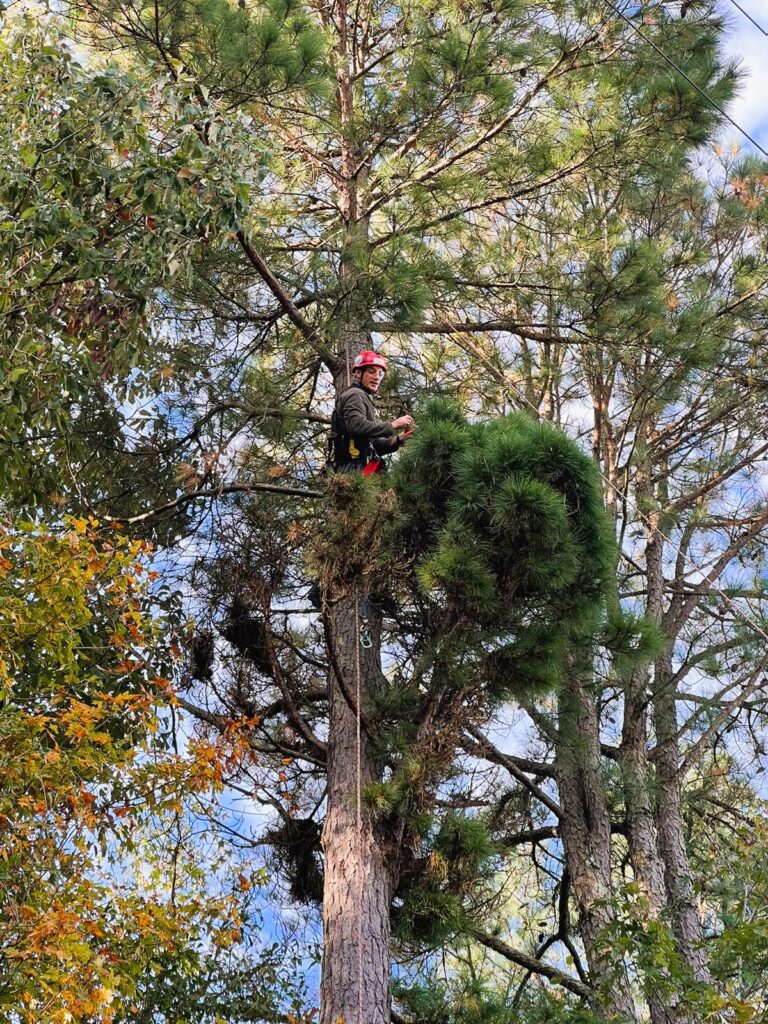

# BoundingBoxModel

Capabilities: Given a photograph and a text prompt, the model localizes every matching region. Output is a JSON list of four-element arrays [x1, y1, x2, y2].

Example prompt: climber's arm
[[340, 390, 397, 439]]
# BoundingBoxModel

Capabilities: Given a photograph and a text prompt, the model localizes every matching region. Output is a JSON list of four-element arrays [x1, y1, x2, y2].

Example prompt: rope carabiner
[[359, 619, 373, 649], [359, 594, 373, 648]]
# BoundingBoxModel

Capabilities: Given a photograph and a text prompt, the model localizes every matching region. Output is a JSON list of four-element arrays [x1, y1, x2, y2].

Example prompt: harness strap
[[329, 401, 379, 471]]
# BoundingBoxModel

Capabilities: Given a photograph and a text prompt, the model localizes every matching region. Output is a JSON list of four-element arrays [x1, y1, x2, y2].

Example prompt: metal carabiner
[[359, 619, 373, 649]]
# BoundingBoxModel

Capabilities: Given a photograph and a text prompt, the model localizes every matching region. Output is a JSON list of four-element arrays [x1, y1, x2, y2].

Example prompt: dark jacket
[[331, 383, 400, 470]]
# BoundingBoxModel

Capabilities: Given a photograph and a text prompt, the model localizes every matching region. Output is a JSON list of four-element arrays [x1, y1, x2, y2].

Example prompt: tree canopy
[[2, 0, 768, 1022]]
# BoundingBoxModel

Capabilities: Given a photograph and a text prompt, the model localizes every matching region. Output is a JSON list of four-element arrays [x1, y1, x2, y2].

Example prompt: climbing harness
[[330, 346, 390, 474], [328, 400, 386, 475]]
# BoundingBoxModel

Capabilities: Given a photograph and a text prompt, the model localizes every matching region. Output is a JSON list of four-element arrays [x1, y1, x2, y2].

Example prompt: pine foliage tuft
[[392, 401, 615, 696]]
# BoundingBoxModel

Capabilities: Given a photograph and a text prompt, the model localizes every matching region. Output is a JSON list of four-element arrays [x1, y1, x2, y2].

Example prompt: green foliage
[[392, 887, 468, 947], [393, 815, 496, 946], [310, 471, 405, 594], [392, 401, 615, 696], [598, 888, 725, 1021], [433, 814, 496, 882], [600, 609, 667, 677], [3, 0, 767, 1021], [395, 976, 608, 1024], [76, 0, 328, 103], [0, 13, 262, 505]]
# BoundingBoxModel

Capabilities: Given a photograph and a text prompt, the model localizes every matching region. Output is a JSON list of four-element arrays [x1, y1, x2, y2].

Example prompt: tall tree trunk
[[621, 666, 676, 1024], [621, 449, 686, 1024], [621, 677, 667, 917], [321, 595, 397, 1024], [318, 1, 398, 1014], [654, 655, 712, 984], [556, 676, 638, 1022]]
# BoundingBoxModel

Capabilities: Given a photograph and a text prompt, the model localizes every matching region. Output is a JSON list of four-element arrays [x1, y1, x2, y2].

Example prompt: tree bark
[[654, 654, 712, 984], [318, 4, 397, 1010], [620, 451, 688, 1024], [321, 594, 397, 1024], [555, 675, 638, 1022]]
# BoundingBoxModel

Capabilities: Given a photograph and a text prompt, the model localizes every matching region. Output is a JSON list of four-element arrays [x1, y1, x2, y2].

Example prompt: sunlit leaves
[[0, 13, 262, 502]]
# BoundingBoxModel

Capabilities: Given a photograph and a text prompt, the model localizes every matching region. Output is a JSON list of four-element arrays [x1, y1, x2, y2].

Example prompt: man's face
[[360, 367, 385, 393]]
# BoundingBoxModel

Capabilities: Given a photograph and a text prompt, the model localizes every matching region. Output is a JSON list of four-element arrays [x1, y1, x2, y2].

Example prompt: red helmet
[[352, 350, 388, 373]]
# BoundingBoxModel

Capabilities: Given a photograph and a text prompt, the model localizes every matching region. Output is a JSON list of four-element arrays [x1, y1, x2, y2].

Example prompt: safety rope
[[354, 595, 364, 1024]]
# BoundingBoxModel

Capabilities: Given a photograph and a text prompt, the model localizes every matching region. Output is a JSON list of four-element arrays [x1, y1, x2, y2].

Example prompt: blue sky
[[722, 0, 768, 151]]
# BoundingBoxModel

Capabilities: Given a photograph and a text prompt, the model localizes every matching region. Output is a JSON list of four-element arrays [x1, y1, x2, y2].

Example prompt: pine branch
[[679, 670, 768, 773], [499, 825, 559, 848], [371, 318, 572, 346], [261, 600, 328, 759], [469, 928, 591, 998], [365, 24, 609, 217], [161, 402, 330, 455], [668, 442, 768, 515], [104, 481, 324, 526], [463, 728, 562, 818], [235, 229, 338, 368], [665, 507, 768, 637], [172, 694, 326, 766]]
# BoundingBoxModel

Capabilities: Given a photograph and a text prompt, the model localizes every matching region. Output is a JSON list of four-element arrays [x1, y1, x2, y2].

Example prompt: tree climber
[[330, 351, 415, 475], [309, 351, 413, 610]]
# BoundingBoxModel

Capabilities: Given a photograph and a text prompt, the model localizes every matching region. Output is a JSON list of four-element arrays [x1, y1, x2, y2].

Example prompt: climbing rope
[[354, 595, 364, 1024]]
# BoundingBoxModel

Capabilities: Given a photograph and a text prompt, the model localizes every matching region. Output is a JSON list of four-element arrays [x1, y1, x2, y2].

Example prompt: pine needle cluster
[[392, 814, 497, 946], [392, 399, 616, 699], [309, 471, 406, 597]]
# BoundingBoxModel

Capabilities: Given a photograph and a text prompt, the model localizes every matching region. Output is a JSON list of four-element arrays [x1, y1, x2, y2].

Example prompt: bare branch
[[469, 928, 592, 998], [104, 481, 324, 527], [463, 727, 562, 819]]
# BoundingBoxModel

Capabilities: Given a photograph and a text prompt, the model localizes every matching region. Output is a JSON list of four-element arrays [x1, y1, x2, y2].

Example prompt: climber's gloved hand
[[391, 414, 414, 431]]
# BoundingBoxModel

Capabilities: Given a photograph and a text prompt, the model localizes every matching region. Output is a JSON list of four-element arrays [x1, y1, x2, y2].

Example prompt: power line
[[722, 0, 768, 37], [605, 0, 768, 158]]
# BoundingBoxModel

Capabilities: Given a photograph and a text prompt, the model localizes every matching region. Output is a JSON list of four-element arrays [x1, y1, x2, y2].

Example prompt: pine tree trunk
[[621, 666, 676, 1024], [621, 672, 667, 917], [555, 676, 638, 1022], [654, 657, 712, 985], [621, 462, 688, 1024], [320, 595, 397, 1024], [318, 3, 398, 1012], [320, 49, 391, 1007]]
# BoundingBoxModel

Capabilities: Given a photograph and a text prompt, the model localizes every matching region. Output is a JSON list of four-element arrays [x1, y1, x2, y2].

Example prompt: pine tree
[[4, 1, 768, 1022]]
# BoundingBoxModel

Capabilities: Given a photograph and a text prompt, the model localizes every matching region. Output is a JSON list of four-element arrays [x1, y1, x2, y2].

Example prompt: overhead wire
[[721, 0, 768, 37], [605, 0, 768, 158]]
